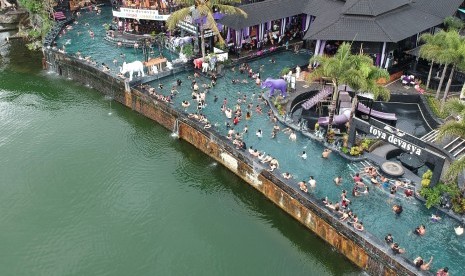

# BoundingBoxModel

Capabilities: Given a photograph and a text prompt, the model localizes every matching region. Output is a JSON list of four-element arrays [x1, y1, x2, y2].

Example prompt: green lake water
[[0, 33, 360, 275]]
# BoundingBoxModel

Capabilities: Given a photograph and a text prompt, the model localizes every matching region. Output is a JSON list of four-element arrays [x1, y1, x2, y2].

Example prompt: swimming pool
[[148, 52, 465, 273], [54, 6, 176, 73], [53, 8, 465, 273]]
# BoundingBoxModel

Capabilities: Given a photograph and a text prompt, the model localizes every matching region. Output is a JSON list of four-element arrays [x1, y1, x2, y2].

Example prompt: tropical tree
[[307, 42, 390, 132], [441, 32, 465, 105], [444, 16, 465, 31], [166, 0, 246, 58], [437, 99, 465, 181], [432, 31, 459, 100], [419, 32, 443, 90]]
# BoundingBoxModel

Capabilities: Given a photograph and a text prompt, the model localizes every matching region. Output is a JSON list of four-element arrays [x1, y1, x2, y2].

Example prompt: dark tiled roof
[[342, 0, 411, 16], [219, 0, 463, 43], [304, 0, 463, 42], [219, 0, 305, 30]]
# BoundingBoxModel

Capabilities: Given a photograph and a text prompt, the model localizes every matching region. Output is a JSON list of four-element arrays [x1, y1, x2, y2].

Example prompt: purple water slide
[[318, 110, 351, 126], [357, 103, 397, 121]]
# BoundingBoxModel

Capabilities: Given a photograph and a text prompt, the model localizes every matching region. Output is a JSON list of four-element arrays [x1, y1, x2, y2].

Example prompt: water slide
[[357, 103, 397, 121], [318, 109, 351, 126], [318, 103, 397, 126], [301, 86, 332, 110]]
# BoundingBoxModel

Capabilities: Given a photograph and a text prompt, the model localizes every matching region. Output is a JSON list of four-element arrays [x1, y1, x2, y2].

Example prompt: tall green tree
[[438, 99, 465, 181], [307, 42, 390, 132], [419, 32, 443, 90], [166, 0, 246, 58], [442, 32, 465, 105]]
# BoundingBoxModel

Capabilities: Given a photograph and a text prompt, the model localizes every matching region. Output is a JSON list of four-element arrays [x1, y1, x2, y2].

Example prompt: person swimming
[[455, 225, 464, 235], [414, 224, 426, 236], [431, 214, 441, 222], [385, 233, 393, 244], [392, 204, 403, 215]]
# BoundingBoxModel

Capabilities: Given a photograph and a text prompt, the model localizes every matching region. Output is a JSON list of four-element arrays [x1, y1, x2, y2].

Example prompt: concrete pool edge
[[44, 49, 425, 276]]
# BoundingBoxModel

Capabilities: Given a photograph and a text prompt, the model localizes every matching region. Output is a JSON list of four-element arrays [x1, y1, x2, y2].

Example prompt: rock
[[0, 9, 27, 24]]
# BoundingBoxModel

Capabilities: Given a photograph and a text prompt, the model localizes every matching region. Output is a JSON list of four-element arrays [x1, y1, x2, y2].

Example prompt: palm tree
[[307, 42, 390, 132], [430, 31, 457, 100], [166, 0, 247, 58], [437, 99, 465, 181], [419, 32, 442, 90], [442, 32, 465, 105]]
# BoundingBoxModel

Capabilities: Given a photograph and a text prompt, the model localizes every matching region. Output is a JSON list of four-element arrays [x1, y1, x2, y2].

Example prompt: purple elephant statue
[[261, 77, 288, 97]]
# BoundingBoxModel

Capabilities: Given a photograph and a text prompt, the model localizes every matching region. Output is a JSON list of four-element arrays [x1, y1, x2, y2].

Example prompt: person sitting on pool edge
[[322, 148, 332, 158], [308, 176, 316, 188], [353, 221, 364, 231], [298, 181, 308, 193], [391, 243, 405, 254], [282, 172, 292, 179], [414, 256, 433, 271], [385, 233, 393, 244]]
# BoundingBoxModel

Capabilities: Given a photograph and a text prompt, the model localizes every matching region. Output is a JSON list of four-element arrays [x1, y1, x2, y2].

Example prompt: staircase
[[301, 86, 332, 110], [443, 137, 465, 158], [420, 130, 439, 143], [421, 130, 465, 158], [327, 99, 337, 131]]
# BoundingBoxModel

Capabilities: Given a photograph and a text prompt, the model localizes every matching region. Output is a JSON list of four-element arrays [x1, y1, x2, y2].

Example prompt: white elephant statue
[[166, 61, 173, 70], [120, 61, 145, 81], [202, 62, 209, 72]]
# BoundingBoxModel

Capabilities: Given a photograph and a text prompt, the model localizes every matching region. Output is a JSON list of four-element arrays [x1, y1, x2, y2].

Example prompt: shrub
[[182, 44, 194, 58], [420, 182, 460, 209], [349, 146, 362, 156], [280, 67, 291, 76], [452, 197, 465, 214], [421, 169, 433, 187], [425, 95, 448, 119]]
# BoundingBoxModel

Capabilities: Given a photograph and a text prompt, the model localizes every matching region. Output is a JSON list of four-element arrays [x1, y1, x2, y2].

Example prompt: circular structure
[[397, 152, 425, 171], [381, 161, 405, 177]]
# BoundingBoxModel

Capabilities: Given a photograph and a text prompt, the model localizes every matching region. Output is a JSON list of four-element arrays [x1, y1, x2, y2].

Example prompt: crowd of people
[[55, 9, 460, 272]]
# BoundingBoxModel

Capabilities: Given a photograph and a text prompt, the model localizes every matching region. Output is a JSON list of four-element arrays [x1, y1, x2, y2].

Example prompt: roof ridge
[[343, 0, 363, 15], [367, 0, 375, 16], [373, 20, 394, 42]]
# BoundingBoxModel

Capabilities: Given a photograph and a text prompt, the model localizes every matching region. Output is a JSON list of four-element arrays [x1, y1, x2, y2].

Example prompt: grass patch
[[425, 95, 448, 119]]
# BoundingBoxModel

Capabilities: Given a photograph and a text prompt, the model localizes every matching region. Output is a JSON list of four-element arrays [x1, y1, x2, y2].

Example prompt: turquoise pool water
[[51, 7, 465, 273], [149, 51, 465, 273], [55, 6, 176, 73]]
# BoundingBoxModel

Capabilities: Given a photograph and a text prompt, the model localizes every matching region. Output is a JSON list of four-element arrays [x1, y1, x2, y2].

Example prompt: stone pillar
[[348, 117, 357, 148], [380, 42, 386, 68], [314, 40, 321, 57], [430, 157, 445, 187]]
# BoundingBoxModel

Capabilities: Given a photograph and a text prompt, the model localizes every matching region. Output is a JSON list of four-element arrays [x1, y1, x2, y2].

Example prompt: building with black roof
[[219, 0, 464, 71]]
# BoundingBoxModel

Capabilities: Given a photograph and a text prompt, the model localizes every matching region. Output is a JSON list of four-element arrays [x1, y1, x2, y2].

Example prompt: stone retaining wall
[[44, 49, 424, 276]]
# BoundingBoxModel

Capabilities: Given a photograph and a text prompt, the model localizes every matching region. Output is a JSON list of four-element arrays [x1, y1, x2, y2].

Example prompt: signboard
[[348, 117, 446, 186], [112, 8, 170, 21], [368, 125, 424, 156], [177, 20, 214, 37]]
